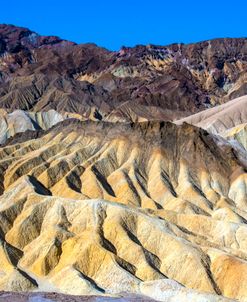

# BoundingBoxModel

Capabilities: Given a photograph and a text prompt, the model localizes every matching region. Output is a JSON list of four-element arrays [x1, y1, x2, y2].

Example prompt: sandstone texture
[[0, 121, 245, 301], [0, 109, 80, 144], [175, 95, 247, 152], [176, 95, 247, 133]]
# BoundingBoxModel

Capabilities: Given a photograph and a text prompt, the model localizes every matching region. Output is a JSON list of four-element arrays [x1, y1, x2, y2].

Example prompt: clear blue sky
[[1, 0, 247, 50]]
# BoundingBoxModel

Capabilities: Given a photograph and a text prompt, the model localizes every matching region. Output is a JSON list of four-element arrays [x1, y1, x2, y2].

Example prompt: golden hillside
[[0, 120, 246, 301]]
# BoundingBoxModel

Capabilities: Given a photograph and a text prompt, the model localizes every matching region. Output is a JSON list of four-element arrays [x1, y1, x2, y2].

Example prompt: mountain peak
[[0, 23, 75, 54]]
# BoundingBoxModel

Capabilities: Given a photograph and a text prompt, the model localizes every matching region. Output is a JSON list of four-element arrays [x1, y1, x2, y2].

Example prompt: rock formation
[[0, 120, 245, 301], [1, 25, 247, 122], [0, 24, 247, 301]]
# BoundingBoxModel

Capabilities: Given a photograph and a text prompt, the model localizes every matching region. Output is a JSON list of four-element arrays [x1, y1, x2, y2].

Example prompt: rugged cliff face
[[1, 24, 247, 301], [1, 24, 247, 122]]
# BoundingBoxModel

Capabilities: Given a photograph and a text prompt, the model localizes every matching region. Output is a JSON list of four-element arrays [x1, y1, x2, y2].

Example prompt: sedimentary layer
[[0, 121, 246, 300]]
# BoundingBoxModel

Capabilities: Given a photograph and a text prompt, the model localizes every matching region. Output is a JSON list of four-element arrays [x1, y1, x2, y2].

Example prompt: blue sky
[[1, 0, 247, 50]]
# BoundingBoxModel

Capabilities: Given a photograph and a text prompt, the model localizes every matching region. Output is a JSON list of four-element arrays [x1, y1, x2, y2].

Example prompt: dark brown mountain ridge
[[0, 24, 247, 121]]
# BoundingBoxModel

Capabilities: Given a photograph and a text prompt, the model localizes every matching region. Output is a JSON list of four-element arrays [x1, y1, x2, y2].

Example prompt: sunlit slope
[[0, 121, 246, 300]]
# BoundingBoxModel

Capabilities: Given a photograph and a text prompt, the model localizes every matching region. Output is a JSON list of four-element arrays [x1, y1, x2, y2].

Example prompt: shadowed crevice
[[91, 166, 116, 197], [16, 267, 38, 287], [28, 175, 52, 195], [73, 266, 105, 293]]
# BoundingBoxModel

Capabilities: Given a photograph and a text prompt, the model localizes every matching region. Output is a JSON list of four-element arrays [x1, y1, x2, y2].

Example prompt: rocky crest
[[0, 25, 247, 121]]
